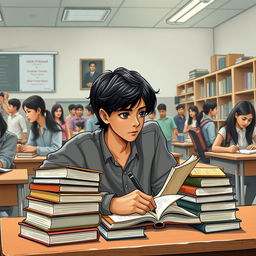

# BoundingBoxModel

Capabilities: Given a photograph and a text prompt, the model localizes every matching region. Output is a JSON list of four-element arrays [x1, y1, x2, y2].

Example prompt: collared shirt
[[156, 117, 177, 141], [27, 125, 62, 156], [201, 114, 216, 148], [86, 115, 99, 132], [41, 121, 177, 215], [0, 131, 17, 168], [70, 116, 87, 131], [218, 126, 256, 149], [7, 112, 27, 139], [174, 115, 186, 133]]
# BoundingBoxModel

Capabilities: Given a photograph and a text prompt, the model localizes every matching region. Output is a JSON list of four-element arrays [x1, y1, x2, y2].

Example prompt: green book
[[183, 177, 231, 187], [176, 199, 236, 212], [191, 219, 241, 233]]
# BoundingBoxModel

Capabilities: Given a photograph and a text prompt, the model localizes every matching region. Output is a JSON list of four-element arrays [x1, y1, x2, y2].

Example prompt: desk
[[171, 152, 183, 163], [205, 152, 256, 206], [172, 142, 195, 160], [1, 206, 256, 256], [0, 169, 28, 216], [14, 156, 46, 175]]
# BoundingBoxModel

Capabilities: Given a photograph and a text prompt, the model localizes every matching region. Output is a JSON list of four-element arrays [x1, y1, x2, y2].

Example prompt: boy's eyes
[[138, 111, 147, 117], [119, 112, 130, 119]]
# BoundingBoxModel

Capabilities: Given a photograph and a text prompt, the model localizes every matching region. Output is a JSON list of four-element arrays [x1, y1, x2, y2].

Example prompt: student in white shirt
[[183, 105, 199, 134], [5, 99, 27, 144], [212, 101, 256, 153]]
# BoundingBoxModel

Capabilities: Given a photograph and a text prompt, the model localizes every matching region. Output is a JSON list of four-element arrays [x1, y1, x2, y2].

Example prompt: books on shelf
[[35, 166, 103, 182], [218, 76, 232, 95], [236, 149, 256, 154], [189, 69, 209, 79], [245, 72, 253, 90], [206, 81, 216, 97], [187, 87, 193, 93], [27, 196, 99, 216], [16, 152, 38, 158], [102, 195, 200, 230], [98, 224, 146, 241], [235, 56, 253, 64], [200, 84, 205, 98], [219, 100, 232, 119], [19, 222, 99, 246], [191, 219, 241, 234], [19, 165, 103, 246]]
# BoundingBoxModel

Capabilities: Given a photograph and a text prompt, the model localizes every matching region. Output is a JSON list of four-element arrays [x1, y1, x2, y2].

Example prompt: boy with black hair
[[2, 97, 27, 144], [174, 104, 186, 134], [41, 67, 176, 216], [157, 103, 178, 152], [69, 104, 87, 135], [85, 104, 99, 132]]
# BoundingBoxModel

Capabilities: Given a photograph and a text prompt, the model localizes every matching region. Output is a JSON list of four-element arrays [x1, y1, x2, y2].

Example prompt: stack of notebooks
[[189, 69, 209, 79], [19, 166, 103, 246], [177, 167, 241, 233], [16, 152, 38, 158]]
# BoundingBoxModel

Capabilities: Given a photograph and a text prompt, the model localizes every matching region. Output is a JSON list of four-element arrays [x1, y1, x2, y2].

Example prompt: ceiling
[[0, 0, 255, 28]]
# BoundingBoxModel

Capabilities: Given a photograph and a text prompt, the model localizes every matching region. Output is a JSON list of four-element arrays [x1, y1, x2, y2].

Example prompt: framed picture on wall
[[80, 58, 105, 90]]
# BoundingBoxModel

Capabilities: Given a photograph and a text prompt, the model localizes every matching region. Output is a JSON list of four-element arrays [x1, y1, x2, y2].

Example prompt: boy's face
[[76, 108, 83, 117], [85, 109, 91, 116], [70, 108, 76, 116], [177, 108, 184, 116], [158, 109, 166, 119], [107, 98, 147, 142], [8, 104, 17, 114], [148, 113, 155, 120]]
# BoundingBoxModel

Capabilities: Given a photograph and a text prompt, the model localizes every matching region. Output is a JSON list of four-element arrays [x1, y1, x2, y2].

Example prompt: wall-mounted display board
[[0, 52, 57, 92]]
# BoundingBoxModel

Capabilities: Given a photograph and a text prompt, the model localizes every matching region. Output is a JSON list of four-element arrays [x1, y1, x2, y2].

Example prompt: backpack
[[188, 119, 214, 163]]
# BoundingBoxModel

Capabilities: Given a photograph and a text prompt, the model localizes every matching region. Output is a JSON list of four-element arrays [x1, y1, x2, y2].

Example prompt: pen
[[236, 144, 240, 153], [127, 172, 156, 214]]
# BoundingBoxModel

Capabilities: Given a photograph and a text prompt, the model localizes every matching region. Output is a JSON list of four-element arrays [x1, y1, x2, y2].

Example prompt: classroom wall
[[214, 5, 256, 55], [1, 27, 213, 111]]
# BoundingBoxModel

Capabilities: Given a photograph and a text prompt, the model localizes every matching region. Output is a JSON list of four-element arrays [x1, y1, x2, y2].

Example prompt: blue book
[[98, 224, 146, 241]]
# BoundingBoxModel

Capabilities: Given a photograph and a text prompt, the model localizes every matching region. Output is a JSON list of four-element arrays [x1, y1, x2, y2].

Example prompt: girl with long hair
[[51, 104, 71, 144], [212, 101, 256, 153], [17, 95, 62, 156], [183, 105, 199, 133]]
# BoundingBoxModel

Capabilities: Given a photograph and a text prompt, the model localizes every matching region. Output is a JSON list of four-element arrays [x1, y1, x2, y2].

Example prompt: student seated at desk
[[198, 100, 217, 150], [183, 105, 199, 134], [16, 95, 62, 156], [0, 113, 18, 217], [212, 101, 256, 153], [41, 67, 177, 216]]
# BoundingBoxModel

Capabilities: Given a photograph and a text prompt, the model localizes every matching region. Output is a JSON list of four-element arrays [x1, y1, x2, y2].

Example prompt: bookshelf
[[176, 57, 256, 129]]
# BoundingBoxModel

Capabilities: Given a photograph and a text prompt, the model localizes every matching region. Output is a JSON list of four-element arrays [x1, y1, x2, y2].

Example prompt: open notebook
[[236, 149, 256, 154]]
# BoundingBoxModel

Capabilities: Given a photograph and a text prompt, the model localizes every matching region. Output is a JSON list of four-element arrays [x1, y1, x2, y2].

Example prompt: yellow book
[[29, 190, 102, 203], [189, 167, 226, 177]]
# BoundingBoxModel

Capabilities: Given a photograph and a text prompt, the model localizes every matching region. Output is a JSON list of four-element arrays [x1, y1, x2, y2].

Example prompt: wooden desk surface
[[14, 156, 46, 163], [0, 169, 28, 184], [172, 142, 193, 147], [205, 151, 256, 161], [1, 206, 255, 256]]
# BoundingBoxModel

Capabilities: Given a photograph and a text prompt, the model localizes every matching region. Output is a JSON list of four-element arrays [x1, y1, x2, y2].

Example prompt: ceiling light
[[167, 0, 215, 24], [62, 8, 111, 22]]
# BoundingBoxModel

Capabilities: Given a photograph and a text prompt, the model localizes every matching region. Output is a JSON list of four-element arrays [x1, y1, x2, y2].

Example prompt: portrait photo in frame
[[80, 58, 105, 90]]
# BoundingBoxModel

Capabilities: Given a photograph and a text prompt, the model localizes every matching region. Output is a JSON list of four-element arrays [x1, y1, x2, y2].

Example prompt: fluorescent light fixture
[[62, 8, 111, 22], [167, 0, 215, 24]]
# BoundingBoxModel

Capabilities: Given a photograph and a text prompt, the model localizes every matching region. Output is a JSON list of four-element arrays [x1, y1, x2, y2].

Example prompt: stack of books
[[177, 167, 241, 233], [19, 166, 103, 246], [189, 69, 209, 80], [218, 76, 232, 95]]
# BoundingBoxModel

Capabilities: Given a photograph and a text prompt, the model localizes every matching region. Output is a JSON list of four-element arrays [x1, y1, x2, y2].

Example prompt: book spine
[[30, 184, 60, 192], [183, 177, 202, 187], [179, 185, 197, 195]]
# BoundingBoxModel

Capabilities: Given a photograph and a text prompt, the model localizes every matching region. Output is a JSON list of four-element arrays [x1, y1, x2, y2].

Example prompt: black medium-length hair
[[8, 98, 21, 111], [89, 67, 158, 130], [22, 95, 61, 140], [0, 113, 7, 138], [51, 104, 65, 125], [223, 101, 256, 146], [188, 105, 199, 126], [198, 100, 217, 121]]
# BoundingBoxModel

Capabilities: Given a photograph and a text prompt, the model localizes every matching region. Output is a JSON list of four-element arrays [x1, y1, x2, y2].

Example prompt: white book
[[236, 149, 256, 154]]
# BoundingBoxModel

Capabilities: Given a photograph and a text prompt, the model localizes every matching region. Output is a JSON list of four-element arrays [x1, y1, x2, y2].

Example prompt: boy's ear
[[99, 109, 110, 124]]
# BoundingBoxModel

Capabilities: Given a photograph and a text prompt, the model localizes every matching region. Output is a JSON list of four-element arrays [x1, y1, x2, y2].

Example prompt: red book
[[30, 183, 99, 193], [19, 222, 99, 246], [178, 185, 233, 196]]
